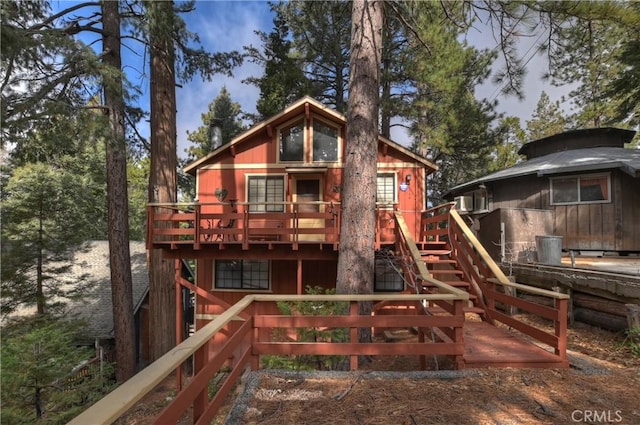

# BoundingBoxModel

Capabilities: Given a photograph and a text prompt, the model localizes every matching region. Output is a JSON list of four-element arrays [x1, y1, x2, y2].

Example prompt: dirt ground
[[117, 318, 639, 425]]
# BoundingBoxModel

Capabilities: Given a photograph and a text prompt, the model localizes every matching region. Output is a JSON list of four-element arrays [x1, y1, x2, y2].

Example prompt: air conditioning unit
[[454, 196, 473, 213]]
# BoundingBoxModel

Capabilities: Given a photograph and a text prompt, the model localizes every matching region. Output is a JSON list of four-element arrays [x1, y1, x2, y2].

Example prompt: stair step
[[423, 280, 470, 288], [422, 258, 457, 264], [464, 306, 486, 314], [425, 305, 484, 315], [419, 250, 452, 256], [417, 241, 448, 246], [428, 269, 464, 275]]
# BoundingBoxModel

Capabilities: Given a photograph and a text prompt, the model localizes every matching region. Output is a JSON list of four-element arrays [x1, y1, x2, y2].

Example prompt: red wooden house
[[145, 97, 568, 375], [71, 98, 574, 425], [170, 97, 436, 316]]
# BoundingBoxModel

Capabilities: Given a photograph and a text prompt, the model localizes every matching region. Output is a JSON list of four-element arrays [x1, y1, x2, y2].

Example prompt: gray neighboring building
[[446, 127, 639, 260], [63, 241, 150, 362]]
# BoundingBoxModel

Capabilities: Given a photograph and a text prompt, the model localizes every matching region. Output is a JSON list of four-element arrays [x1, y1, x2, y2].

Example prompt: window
[[248, 175, 285, 212], [312, 121, 338, 162], [473, 189, 488, 211], [278, 117, 340, 163], [376, 173, 396, 205], [551, 174, 610, 205], [279, 120, 304, 162], [214, 260, 270, 290], [374, 258, 404, 292]]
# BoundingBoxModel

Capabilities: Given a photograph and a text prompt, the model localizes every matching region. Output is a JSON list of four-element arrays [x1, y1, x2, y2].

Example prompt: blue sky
[[173, 1, 564, 152], [54, 1, 563, 155]]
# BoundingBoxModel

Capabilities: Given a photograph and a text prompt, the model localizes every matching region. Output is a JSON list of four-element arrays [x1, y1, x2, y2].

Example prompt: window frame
[[376, 172, 397, 208], [278, 118, 305, 163], [246, 174, 286, 212], [276, 115, 341, 164], [373, 257, 404, 292], [550, 173, 611, 205], [213, 259, 271, 291]]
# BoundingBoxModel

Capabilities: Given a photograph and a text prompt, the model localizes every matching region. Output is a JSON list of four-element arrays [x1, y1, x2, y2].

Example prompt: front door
[[293, 176, 323, 241]]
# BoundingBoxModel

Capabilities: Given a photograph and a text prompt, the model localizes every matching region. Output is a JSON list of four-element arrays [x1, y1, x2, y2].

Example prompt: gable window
[[279, 120, 304, 162], [376, 173, 396, 205], [312, 121, 338, 162], [550, 174, 610, 205], [214, 260, 270, 290], [248, 175, 285, 212], [278, 117, 340, 163], [374, 258, 404, 292]]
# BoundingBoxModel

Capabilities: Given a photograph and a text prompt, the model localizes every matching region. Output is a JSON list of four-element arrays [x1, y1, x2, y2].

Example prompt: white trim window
[[376, 172, 396, 206], [214, 260, 270, 290], [247, 175, 285, 212], [277, 116, 340, 164], [279, 119, 305, 162], [550, 173, 611, 205], [312, 120, 338, 162]]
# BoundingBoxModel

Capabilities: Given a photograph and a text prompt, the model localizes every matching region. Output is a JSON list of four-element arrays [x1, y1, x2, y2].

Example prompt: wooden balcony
[[147, 201, 398, 255]]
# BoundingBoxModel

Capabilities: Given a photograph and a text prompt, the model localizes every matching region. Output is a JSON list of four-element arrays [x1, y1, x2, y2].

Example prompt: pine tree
[[547, 16, 625, 128], [488, 116, 526, 173], [1, 316, 112, 423], [336, 0, 383, 345], [243, 8, 311, 122], [101, 0, 136, 381], [276, 1, 352, 112], [185, 86, 245, 160], [526, 91, 567, 141]]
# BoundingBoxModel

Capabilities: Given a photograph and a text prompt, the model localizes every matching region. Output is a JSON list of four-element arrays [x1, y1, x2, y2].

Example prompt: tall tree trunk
[[147, 0, 178, 360], [336, 0, 383, 343], [102, 0, 136, 382]]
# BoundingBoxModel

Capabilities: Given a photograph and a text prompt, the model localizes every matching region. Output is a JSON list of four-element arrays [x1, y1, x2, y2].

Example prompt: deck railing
[[147, 202, 399, 250], [68, 291, 467, 425], [419, 204, 568, 360]]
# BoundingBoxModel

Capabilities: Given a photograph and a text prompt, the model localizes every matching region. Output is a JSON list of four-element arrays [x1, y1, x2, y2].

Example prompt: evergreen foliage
[[1, 316, 114, 424], [526, 91, 567, 141], [185, 86, 245, 160], [243, 6, 312, 122]]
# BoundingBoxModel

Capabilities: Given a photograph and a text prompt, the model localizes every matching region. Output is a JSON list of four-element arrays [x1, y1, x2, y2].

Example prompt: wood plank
[[254, 315, 464, 328], [589, 204, 603, 250], [253, 342, 464, 356], [484, 288, 559, 320], [463, 322, 567, 368]]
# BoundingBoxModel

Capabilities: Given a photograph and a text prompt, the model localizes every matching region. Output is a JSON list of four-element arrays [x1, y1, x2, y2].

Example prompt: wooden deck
[[463, 321, 569, 368]]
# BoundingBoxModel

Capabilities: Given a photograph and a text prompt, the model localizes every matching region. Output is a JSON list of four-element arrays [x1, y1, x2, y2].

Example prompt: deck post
[[297, 260, 303, 294], [555, 297, 568, 359], [250, 302, 260, 370], [194, 203, 201, 250], [192, 344, 207, 422], [350, 301, 358, 370], [175, 259, 183, 391], [453, 299, 465, 369]]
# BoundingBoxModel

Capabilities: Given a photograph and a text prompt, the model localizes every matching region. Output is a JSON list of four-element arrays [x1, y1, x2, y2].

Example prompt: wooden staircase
[[418, 240, 488, 320]]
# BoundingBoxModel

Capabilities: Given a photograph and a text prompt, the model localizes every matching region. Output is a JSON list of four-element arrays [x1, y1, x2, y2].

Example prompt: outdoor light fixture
[[405, 174, 412, 185]]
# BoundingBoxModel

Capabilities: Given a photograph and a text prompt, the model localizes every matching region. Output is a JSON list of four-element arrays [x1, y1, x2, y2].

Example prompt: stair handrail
[[67, 296, 256, 425], [394, 211, 468, 299], [448, 208, 512, 285]]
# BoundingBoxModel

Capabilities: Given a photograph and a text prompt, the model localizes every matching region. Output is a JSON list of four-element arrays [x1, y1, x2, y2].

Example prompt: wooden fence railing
[[418, 203, 569, 360], [68, 292, 467, 425], [147, 202, 400, 250]]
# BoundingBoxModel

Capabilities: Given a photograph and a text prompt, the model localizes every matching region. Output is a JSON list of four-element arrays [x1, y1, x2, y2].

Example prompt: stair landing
[[463, 321, 568, 368]]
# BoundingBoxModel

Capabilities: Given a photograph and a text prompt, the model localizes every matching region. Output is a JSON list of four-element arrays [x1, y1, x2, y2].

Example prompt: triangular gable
[[184, 97, 342, 174], [184, 96, 437, 174]]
